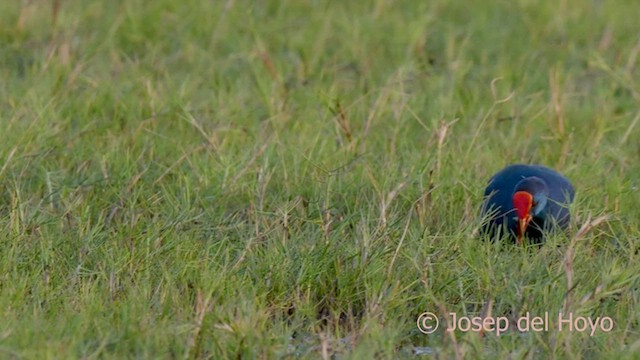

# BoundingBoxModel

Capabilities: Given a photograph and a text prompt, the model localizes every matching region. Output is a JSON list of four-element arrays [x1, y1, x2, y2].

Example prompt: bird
[[480, 164, 575, 245]]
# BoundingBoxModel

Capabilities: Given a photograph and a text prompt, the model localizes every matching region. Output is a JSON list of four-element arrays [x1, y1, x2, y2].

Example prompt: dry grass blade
[[51, 0, 61, 29], [386, 208, 412, 280], [229, 141, 270, 186], [548, 68, 565, 137], [490, 77, 515, 104], [476, 298, 494, 339], [379, 179, 408, 229], [437, 302, 464, 360], [572, 214, 609, 242], [184, 290, 212, 360], [153, 144, 207, 186], [563, 214, 610, 312], [621, 110, 640, 145], [435, 119, 457, 178], [0, 147, 17, 180], [330, 100, 354, 149]]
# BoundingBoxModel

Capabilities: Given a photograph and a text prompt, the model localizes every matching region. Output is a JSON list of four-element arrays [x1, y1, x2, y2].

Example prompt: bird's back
[[481, 164, 575, 239]]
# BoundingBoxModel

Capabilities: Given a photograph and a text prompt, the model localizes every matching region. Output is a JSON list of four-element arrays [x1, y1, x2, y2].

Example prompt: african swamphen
[[481, 164, 575, 244]]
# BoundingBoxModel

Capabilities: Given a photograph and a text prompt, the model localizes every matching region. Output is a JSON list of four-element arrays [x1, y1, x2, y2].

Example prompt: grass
[[1, 0, 640, 358]]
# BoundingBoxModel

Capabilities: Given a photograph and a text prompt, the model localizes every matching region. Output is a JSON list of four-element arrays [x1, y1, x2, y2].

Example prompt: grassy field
[[1, 0, 640, 358]]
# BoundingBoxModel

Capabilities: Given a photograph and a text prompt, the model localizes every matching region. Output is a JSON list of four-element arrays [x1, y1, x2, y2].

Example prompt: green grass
[[1, 0, 640, 358]]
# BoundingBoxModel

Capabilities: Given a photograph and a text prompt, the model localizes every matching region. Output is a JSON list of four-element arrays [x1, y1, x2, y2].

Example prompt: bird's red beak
[[513, 191, 533, 245]]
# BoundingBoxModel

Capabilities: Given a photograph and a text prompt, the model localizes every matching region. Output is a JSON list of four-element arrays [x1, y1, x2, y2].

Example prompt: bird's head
[[512, 177, 549, 245]]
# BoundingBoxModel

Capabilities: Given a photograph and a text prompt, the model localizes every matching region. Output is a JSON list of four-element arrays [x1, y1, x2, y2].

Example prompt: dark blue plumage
[[481, 164, 575, 243]]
